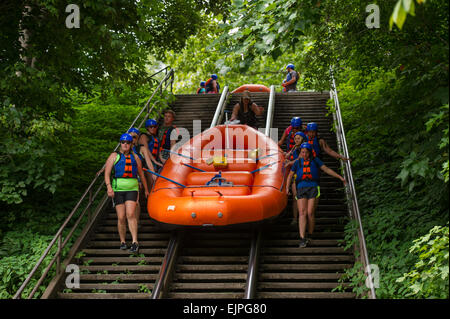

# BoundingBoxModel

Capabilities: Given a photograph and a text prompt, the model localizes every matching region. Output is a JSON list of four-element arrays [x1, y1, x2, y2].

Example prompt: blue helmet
[[120, 133, 133, 142], [300, 142, 312, 151], [295, 132, 307, 139], [290, 117, 302, 128], [200, 81, 206, 87], [145, 119, 158, 128], [306, 122, 318, 131], [211, 74, 218, 80], [127, 127, 140, 135], [286, 64, 295, 70]]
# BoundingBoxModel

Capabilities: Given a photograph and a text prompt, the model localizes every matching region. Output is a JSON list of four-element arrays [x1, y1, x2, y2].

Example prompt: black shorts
[[113, 191, 138, 205], [297, 186, 320, 199]]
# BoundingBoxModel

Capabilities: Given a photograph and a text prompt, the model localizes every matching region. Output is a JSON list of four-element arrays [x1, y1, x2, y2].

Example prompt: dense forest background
[[0, 0, 448, 298]]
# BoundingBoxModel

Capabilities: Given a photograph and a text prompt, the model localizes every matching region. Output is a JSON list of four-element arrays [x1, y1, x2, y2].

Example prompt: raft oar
[[182, 163, 206, 172], [162, 149, 196, 160], [250, 161, 280, 174], [143, 168, 186, 188]]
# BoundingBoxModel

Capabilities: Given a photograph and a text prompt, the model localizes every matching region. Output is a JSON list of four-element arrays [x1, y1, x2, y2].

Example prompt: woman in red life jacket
[[305, 122, 350, 161], [158, 110, 179, 163], [205, 74, 220, 93], [284, 131, 308, 224], [127, 127, 145, 228], [104, 133, 149, 254], [285, 143, 346, 248], [278, 117, 307, 152], [138, 119, 163, 190]]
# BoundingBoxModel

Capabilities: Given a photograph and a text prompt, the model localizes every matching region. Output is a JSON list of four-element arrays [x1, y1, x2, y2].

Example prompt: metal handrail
[[244, 229, 262, 299], [329, 67, 376, 299], [151, 232, 183, 299], [244, 89, 276, 299], [13, 67, 175, 299], [210, 86, 229, 128], [264, 85, 276, 137]]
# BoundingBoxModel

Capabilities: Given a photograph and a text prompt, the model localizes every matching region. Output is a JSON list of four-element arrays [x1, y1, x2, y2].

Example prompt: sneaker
[[120, 242, 127, 250], [299, 238, 307, 248], [129, 242, 139, 254]]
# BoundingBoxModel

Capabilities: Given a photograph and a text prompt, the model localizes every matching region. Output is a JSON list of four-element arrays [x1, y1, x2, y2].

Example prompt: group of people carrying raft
[[102, 110, 178, 254], [102, 87, 350, 253], [279, 117, 350, 248]]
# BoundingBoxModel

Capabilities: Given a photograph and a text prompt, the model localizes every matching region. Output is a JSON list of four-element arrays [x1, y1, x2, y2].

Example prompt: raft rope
[[249, 160, 281, 174], [182, 163, 206, 172], [143, 167, 186, 188]]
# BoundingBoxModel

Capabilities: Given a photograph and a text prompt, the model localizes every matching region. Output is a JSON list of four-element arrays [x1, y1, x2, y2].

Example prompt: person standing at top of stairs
[[282, 64, 299, 92], [197, 81, 206, 94], [205, 74, 220, 94]]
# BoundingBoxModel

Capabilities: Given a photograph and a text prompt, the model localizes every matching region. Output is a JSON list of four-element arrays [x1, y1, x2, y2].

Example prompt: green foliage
[[165, 13, 298, 93], [390, 0, 426, 30], [0, 231, 55, 298], [397, 224, 449, 298], [336, 66, 449, 298]]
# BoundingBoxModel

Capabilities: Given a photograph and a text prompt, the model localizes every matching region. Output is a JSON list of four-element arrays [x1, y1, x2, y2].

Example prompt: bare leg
[[135, 190, 141, 227], [297, 198, 308, 239], [291, 183, 298, 223], [307, 198, 316, 238], [125, 200, 138, 244], [116, 204, 127, 244]]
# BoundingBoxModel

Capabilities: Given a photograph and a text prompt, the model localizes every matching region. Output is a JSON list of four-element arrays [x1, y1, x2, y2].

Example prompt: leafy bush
[[397, 224, 449, 298], [0, 85, 172, 298]]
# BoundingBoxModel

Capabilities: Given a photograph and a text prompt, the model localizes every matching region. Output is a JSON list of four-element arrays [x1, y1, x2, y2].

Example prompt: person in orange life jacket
[[197, 81, 206, 94], [138, 119, 162, 172], [230, 90, 264, 129], [285, 143, 346, 248], [127, 127, 145, 227], [284, 131, 308, 224], [104, 133, 149, 253], [278, 117, 306, 151], [305, 122, 350, 162], [282, 64, 299, 92], [158, 109, 179, 163], [95, 127, 146, 179], [205, 74, 220, 94]]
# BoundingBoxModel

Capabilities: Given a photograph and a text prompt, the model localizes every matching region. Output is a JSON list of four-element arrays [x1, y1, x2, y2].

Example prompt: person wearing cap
[[104, 133, 149, 254], [286, 142, 346, 248], [230, 90, 264, 129], [305, 122, 350, 162], [278, 117, 307, 151], [197, 81, 206, 94], [205, 74, 220, 94], [158, 109, 179, 163], [282, 64, 299, 92]]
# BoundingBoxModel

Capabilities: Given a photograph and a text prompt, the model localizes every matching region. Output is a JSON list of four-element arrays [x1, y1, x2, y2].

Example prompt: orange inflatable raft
[[231, 84, 270, 93], [147, 125, 287, 228]]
